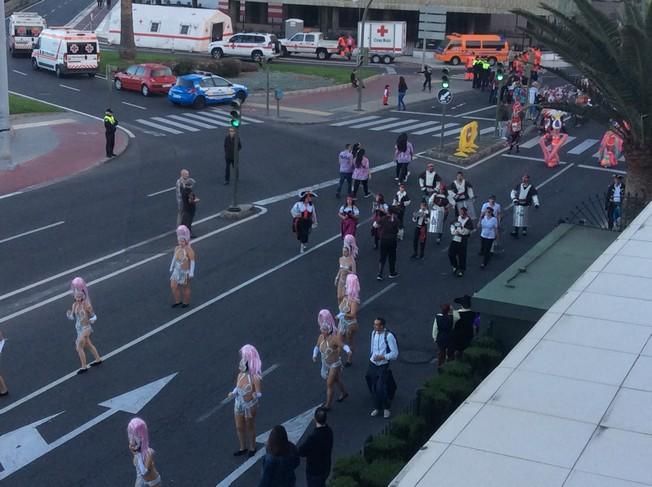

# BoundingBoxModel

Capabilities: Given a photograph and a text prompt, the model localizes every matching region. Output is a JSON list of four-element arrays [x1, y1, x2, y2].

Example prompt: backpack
[[383, 330, 398, 355]]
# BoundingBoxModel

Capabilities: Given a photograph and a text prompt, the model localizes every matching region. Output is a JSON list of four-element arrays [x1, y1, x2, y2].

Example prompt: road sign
[[438, 88, 453, 105], [0, 373, 177, 481], [418, 6, 446, 41]]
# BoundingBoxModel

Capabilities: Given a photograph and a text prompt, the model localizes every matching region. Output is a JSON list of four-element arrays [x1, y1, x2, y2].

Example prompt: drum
[[513, 205, 529, 228], [428, 206, 446, 234]]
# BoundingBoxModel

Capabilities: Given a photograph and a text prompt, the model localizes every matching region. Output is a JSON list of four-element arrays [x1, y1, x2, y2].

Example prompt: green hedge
[[328, 333, 505, 486]]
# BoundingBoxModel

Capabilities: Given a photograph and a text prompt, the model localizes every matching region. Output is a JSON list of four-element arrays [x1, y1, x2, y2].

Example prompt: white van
[[32, 29, 100, 78], [8, 12, 46, 57]]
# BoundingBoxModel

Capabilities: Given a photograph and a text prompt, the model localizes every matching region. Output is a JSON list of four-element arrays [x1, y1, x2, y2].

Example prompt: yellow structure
[[454, 121, 479, 157]]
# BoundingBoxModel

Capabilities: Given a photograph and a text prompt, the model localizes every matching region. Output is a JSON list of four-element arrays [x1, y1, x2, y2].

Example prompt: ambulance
[[8, 12, 46, 57], [31, 29, 100, 78]]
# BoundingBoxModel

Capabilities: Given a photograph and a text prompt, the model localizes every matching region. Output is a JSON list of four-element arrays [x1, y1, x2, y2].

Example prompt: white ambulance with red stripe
[[31, 29, 100, 78], [8, 12, 46, 57]]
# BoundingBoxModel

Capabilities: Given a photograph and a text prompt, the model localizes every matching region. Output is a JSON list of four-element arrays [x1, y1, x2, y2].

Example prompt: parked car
[[113, 63, 176, 96], [168, 73, 248, 108], [279, 32, 341, 60], [208, 32, 280, 62]]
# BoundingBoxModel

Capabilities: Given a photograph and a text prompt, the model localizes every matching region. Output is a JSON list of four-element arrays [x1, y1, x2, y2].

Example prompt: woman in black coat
[[258, 425, 300, 487]]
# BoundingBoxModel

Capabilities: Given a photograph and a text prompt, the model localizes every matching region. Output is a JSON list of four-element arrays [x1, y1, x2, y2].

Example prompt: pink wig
[[239, 344, 262, 377], [345, 273, 360, 302], [127, 417, 151, 461], [71, 277, 90, 305], [318, 309, 335, 334], [176, 225, 191, 243], [343, 234, 358, 259]]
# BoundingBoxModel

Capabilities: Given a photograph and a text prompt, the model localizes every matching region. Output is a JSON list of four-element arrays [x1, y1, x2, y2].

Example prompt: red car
[[113, 63, 176, 96]]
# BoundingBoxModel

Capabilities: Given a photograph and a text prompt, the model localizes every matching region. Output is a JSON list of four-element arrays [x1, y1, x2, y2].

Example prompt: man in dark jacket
[[375, 207, 400, 280], [103, 108, 118, 157], [223, 127, 242, 185], [298, 408, 334, 487]]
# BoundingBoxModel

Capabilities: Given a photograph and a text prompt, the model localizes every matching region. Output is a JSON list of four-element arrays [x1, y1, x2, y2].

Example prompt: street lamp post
[[0, 0, 13, 170], [356, 0, 374, 111]]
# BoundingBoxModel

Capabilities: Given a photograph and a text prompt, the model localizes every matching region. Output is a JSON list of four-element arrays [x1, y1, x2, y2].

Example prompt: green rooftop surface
[[473, 224, 617, 321]]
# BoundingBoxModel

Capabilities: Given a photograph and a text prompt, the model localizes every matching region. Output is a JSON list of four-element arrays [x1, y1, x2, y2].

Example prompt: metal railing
[[563, 192, 646, 231]]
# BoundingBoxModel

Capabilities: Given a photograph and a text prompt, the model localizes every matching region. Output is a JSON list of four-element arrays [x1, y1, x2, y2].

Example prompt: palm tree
[[120, 0, 136, 60], [513, 0, 652, 198]]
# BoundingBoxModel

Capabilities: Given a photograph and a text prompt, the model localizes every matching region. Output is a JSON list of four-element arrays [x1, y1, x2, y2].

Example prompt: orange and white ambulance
[[31, 29, 100, 78]]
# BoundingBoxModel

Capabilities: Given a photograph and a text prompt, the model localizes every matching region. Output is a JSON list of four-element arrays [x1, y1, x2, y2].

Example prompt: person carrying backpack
[[365, 317, 398, 419]]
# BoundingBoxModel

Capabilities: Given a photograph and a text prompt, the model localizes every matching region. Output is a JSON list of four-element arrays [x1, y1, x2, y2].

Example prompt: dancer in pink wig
[[169, 225, 195, 308], [66, 277, 101, 374], [334, 234, 358, 303], [127, 417, 161, 487], [337, 273, 360, 367], [227, 344, 262, 457], [312, 309, 351, 410]]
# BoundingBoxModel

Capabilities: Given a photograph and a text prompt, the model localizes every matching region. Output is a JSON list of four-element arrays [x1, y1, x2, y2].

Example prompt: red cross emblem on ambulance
[[377, 25, 389, 37]]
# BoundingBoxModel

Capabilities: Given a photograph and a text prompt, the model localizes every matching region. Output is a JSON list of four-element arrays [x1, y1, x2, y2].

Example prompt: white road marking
[[243, 103, 330, 117], [121, 101, 147, 110], [440, 126, 463, 137], [0, 191, 23, 200], [179, 112, 230, 127], [566, 138, 599, 155], [0, 221, 65, 245], [0, 209, 266, 307], [135, 119, 183, 134], [360, 283, 397, 310], [58, 84, 80, 92], [455, 105, 496, 117], [198, 111, 237, 126], [12, 70, 27, 76], [519, 137, 540, 149], [8, 91, 136, 139], [479, 127, 496, 135], [462, 116, 496, 122], [12, 119, 75, 130], [503, 154, 570, 165], [415, 146, 511, 171], [146, 186, 175, 197], [390, 120, 440, 133], [369, 119, 419, 131], [349, 117, 400, 129], [150, 116, 199, 132], [412, 122, 458, 136], [577, 164, 626, 175], [168, 114, 217, 129], [504, 164, 576, 211], [330, 115, 380, 127], [389, 110, 440, 117], [196, 364, 280, 423], [0, 221, 347, 417]]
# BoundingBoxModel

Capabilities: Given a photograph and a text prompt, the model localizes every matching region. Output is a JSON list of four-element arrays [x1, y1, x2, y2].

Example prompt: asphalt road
[[1, 7, 625, 485]]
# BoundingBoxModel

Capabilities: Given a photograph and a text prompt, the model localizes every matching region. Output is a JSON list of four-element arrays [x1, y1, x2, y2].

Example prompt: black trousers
[[448, 240, 467, 271], [306, 474, 328, 487], [352, 178, 369, 197], [480, 237, 494, 266], [336, 172, 353, 196], [413, 227, 426, 257], [379, 239, 397, 275], [224, 158, 234, 182], [395, 162, 409, 182], [105, 132, 115, 156], [422, 77, 431, 91], [365, 363, 392, 410]]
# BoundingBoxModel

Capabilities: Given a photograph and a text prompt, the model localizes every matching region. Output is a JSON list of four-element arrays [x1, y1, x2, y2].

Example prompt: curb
[[280, 73, 386, 97]]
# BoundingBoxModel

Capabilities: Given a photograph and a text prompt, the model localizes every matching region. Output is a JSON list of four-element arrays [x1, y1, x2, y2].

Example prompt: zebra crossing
[[517, 135, 625, 162], [331, 115, 499, 139], [133, 108, 264, 136]]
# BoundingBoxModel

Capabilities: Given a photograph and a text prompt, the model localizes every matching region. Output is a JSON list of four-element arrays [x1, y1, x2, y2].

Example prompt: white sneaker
[[300, 244, 305, 253], [383, 409, 391, 418], [370, 409, 379, 417]]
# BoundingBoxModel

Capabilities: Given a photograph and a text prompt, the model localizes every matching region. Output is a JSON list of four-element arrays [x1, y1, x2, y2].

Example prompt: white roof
[[130, 4, 229, 23], [393, 201, 652, 487]]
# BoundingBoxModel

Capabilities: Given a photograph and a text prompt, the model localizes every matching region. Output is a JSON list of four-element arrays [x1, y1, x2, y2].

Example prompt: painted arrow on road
[[0, 373, 177, 481], [216, 404, 320, 487]]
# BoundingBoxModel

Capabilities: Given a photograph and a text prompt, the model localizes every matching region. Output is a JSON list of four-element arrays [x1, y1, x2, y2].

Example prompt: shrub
[[426, 373, 474, 407], [462, 346, 503, 381], [359, 460, 405, 487], [364, 434, 409, 463], [328, 477, 359, 487], [332, 455, 367, 483], [471, 335, 501, 351], [172, 58, 196, 75], [194, 58, 242, 77], [438, 361, 472, 379], [390, 413, 427, 454], [418, 387, 452, 431]]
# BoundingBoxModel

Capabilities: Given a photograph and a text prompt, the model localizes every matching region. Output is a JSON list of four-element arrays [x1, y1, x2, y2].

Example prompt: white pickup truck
[[279, 32, 346, 60]]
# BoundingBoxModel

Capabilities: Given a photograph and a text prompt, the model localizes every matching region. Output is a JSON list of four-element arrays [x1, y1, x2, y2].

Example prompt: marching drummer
[[510, 175, 540, 238], [428, 178, 450, 245]]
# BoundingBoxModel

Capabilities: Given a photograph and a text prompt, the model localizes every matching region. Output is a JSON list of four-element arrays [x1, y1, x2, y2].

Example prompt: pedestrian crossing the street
[[133, 108, 264, 136]]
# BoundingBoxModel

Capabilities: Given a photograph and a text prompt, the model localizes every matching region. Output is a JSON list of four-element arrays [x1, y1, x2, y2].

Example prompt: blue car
[[168, 73, 248, 108]]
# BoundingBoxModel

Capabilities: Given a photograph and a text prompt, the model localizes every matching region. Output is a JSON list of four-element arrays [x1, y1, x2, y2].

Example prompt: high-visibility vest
[[481, 60, 490, 70], [104, 114, 116, 125]]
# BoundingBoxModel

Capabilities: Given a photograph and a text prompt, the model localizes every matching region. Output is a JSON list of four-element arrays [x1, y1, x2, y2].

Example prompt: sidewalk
[[0, 114, 128, 196]]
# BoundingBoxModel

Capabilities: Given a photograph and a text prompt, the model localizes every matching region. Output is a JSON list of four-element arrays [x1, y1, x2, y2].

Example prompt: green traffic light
[[497, 73, 504, 81], [230, 119, 241, 128], [442, 76, 449, 89]]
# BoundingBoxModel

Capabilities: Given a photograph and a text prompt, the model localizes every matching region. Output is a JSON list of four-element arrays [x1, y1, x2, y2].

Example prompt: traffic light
[[496, 63, 504, 82], [441, 68, 449, 89], [230, 99, 241, 128]]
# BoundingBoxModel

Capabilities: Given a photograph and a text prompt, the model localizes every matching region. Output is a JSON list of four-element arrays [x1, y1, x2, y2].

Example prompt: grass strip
[[9, 94, 63, 114]]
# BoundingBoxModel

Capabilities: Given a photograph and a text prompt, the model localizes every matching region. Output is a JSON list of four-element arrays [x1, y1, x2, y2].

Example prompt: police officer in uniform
[[103, 108, 118, 157]]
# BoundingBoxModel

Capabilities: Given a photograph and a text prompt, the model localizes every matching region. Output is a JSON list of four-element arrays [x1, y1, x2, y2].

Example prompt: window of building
[[245, 2, 267, 24], [180, 25, 190, 35], [150, 22, 160, 33]]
